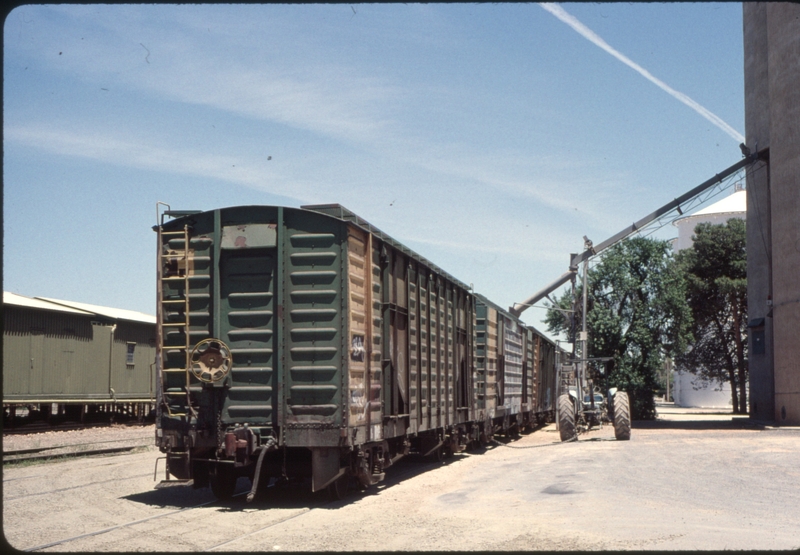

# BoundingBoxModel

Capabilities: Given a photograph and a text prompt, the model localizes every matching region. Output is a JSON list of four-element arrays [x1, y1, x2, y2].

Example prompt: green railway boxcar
[[154, 204, 487, 500]]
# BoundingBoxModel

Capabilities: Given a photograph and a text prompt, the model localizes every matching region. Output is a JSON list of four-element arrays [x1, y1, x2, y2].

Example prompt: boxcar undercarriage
[[158, 407, 554, 500]]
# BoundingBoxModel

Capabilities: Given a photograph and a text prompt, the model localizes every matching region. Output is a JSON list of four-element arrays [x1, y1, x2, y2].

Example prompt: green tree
[[546, 237, 692, 420], [674, 218, 748, 414]]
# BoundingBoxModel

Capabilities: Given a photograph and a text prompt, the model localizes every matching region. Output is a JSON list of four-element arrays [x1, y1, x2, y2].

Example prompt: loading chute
[[509, 149, 765, 317]]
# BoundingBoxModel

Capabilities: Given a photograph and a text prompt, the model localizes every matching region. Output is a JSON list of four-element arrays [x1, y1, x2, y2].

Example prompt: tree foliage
[[546, 237, 692, 420], [674, 218, 748, 413]]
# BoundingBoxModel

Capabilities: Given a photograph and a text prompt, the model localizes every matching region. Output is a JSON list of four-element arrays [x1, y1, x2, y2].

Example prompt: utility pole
[[580, 236, 592, 404], [666, 357, 672, 402]]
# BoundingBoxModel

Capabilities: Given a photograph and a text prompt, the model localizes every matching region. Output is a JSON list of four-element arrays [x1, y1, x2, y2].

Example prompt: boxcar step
[[155, 479, 193, 489]]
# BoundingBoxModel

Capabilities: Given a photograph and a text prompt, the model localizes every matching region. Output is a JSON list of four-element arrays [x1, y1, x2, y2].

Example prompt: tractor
[[556, 357, 630, 441]]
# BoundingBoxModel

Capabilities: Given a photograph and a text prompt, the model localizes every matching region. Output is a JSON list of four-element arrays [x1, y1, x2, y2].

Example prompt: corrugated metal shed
[[3, 292, 156, 404]]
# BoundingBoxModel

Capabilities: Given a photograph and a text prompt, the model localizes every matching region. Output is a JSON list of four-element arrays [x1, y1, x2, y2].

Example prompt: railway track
[[3, 437, 153, 464], [202, 457, 463, 551], [19, 452, 448, 552], [3, 420, 151, 436], [204, 506, 313, 551], [23, 494, 228, 552], [22, 482, 321, 552], [8, 432, 552, 552], [4, 472, 153, 501]]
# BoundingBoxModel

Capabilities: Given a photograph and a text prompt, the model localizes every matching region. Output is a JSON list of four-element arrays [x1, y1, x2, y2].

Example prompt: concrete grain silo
[[670, 188, 745, 409]]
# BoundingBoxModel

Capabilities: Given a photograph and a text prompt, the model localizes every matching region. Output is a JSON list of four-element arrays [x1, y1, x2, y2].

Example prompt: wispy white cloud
[[6, 5, 620, 226], [4, 5, 698, 249], [539, 3, 745, 143], [405, 233, 569, 262], [4, 124, 310, 196], [402, 148, 633, 231], [9, 7, 398, 146], [134, 64, 397, 144]]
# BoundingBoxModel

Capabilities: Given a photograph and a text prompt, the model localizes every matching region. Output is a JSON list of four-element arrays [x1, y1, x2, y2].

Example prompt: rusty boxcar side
[[474, 294, 558, 435]]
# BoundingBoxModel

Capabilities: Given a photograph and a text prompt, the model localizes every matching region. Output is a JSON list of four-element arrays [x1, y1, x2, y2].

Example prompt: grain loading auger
[[508, 151, 763, 442]]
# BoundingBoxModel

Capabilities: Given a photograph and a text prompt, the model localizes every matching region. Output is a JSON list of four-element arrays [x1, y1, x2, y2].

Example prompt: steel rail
[[5, 472, 153, 501], [4, 445, 148, 464], [4, 437, 153, 457], [3, 421, 152, 435], [204, 508, 313, 551], [2, 474, 47, 483], [22, 423, 553, 552], [203, 460, 436, 551], [23, 491, 249, 552]]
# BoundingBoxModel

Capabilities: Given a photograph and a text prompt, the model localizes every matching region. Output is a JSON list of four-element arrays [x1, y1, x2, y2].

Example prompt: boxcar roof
[[162, 204, 472, 292], [302, 204, 471, 291]]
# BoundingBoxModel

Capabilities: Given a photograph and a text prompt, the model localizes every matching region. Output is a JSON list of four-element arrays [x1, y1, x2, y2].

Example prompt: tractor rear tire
[[613, 391, 632, 441], [557, 394, 576, 442]]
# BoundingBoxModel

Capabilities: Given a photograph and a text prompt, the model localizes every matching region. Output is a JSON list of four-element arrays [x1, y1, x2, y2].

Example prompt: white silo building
[[671, 186, 746, 409]]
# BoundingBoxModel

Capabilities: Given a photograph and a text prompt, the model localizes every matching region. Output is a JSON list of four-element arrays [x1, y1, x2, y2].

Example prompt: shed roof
[[3, 292, 94, 315], [35, 297, 156, 324]]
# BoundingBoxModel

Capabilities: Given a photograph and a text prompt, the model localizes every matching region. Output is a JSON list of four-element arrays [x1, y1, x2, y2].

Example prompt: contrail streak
[[540, 3, 744, 143]]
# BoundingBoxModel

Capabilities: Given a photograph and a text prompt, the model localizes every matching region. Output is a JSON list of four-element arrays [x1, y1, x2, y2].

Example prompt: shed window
[[126, 342, 136, 365]]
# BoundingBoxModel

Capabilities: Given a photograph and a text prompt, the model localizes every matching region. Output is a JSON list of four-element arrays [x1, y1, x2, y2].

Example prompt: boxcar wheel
[[557, 394, 576, 442], [428, 445, 444, 462], [210, 466, 237, 500], [613, 391, 632, 441], [327, 473, 349, 501]]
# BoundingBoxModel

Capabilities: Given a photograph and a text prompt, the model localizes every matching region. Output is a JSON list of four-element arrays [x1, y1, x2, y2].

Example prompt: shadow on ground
[[122, 482, 219, 508], [121, 447, 486, 512], [632, 418, 753, 430]]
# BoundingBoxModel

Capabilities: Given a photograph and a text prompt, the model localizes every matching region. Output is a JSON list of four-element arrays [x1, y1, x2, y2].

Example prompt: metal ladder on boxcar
[[157, 222, 197, 418]]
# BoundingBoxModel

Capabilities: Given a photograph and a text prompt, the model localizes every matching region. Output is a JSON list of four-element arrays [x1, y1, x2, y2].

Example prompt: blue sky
[[3, 3, 746, 335]]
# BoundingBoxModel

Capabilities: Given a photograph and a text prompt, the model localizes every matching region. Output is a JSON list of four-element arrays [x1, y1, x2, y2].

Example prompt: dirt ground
[[3, 407, 800, 551]]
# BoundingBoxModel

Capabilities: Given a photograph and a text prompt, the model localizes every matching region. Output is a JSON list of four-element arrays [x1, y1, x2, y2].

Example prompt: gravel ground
[[3, 411, 800, 551]]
